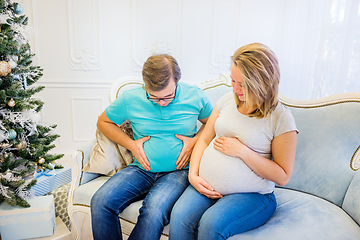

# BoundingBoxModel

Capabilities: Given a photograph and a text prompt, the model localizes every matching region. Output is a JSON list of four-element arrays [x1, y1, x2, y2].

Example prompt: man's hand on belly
[[130, 136, 151, 171], [175, 134, 196, 170]]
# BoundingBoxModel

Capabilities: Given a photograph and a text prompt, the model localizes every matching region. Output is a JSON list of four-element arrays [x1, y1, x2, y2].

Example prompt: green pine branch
[[0, 0, 64, 207]]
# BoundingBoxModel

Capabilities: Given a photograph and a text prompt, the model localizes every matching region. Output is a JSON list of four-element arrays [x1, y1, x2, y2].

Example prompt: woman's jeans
[[91, 165, 189, 240], [169, 185, 276, 240]]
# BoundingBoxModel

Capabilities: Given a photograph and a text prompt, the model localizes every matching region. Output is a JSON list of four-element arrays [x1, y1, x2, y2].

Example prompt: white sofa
[[68, 73, 360, 240]]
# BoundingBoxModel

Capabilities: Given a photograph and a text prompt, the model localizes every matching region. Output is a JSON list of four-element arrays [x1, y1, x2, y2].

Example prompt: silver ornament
[[8, 59, 17, 69], [6, 129, 17, 139], [14, 3, 24, 15]]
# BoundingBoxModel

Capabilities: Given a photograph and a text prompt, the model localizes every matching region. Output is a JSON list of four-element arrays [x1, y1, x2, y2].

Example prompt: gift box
[[0, 195, 56, 240], [31, 165, 72, 196], [48, 183, 71, 230]]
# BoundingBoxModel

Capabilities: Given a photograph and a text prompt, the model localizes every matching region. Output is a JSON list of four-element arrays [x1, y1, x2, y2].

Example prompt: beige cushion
[[83, 121, 134, 176]]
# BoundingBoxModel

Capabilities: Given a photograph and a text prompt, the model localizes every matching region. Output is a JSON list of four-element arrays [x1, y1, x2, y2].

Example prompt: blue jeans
[[169, 185, 276, 240], [91, 165, 189, 240]]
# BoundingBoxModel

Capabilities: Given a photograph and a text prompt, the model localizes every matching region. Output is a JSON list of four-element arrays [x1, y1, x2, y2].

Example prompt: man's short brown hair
[[142, 54, 181, 91]]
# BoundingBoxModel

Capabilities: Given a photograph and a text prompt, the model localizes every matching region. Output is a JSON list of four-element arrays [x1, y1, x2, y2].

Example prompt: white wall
[[18, 0, 360, 155]]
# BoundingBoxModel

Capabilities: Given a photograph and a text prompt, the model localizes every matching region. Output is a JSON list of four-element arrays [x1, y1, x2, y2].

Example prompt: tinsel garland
[[0, 107, 39, 135], [0, 170, 32, 200], [0, 107, 39, 156], [15, 178, 33, 200], [0, 183, 10, 198]]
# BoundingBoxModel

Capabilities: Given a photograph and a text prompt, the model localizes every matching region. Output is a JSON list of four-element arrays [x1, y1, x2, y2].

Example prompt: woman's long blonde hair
[[231, 43, 280, 118]]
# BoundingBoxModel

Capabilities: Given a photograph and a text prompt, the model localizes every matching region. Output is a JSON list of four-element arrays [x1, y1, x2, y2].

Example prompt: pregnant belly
[[198, 142, 274, 195]]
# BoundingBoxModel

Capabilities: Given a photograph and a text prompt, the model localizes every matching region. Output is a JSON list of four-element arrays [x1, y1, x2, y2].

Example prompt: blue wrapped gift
[[0, 195, 56, 240], [31, 165, 72, 196]]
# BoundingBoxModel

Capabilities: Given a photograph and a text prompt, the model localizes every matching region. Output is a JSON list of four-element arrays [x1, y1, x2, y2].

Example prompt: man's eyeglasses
[[146, 85, 177, 102]]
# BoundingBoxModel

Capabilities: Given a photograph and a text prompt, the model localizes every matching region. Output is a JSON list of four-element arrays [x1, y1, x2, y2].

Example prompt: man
[[91, 54, 213, 240]]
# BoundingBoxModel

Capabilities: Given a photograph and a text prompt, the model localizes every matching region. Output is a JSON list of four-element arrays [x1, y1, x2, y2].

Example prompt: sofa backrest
[[279, 94, 360, 207], [109, 74, 233, 104], [197, 73, 233, 106], [106, 74, 360, 208]]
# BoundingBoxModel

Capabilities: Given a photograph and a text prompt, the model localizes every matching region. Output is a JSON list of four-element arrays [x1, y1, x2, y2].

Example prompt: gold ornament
[[38, 157, 45, 164], [0, 61, 11, 77], [0, 152, 8, 162], [1, 143, 11, 149], [7, 98, 15, 107], [15, 140, 27, 150]]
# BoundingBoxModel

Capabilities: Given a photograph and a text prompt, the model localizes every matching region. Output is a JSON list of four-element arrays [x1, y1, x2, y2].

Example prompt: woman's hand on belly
[[129, 136, 151, 171], [189, 174, 223, 199], [213, 137, 245, 158]]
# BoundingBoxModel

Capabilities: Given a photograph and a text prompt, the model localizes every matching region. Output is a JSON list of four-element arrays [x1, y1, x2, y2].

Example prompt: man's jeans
[[91, 165, 189, 240], [169, 185, 276, 240]]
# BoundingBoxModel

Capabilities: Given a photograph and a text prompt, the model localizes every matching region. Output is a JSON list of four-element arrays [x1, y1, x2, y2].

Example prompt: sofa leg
[[70, 211, 94, 240], [70, 211, 81, 240]]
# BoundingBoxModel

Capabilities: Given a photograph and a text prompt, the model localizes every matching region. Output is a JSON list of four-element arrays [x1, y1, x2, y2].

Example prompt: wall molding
[[209, 0, 241, 74], [37, 77, 122, 89], [37, 83, 112, 89], [130, 0, 184, 71], [71, 97, 102, 142], [68, 0, 102, 71]]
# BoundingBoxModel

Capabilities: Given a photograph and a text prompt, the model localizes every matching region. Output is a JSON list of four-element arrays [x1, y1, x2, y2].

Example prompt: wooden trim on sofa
[[278, 92, 360, 108], [351, 145, 360, 171]]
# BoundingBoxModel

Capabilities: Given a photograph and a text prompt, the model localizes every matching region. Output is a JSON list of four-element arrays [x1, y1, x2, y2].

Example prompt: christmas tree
[[0, 0, 64, 207]]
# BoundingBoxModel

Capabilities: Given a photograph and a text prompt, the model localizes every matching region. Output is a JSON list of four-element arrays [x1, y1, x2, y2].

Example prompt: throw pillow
[[116, 120, 135, 166], [83, 121, 134, 176]]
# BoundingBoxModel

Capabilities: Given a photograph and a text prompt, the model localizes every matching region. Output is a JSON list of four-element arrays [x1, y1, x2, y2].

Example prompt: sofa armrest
[[68, 140, 99, 204], [343, 171, 360, 226]]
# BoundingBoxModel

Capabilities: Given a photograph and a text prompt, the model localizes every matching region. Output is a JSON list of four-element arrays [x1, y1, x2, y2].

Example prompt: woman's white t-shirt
[[199, 92, 298, 195]]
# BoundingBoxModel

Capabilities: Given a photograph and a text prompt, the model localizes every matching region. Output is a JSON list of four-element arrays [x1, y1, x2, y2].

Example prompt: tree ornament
[[0, 61, 11, 77], [8, 59, 17, 69], [0, 153, 8, 162], [8, 152, 14, 159], [6, 129, 17, 139], [13, 74, 20, 80], [15, 140, 27, 150], [0, 130, 6, 142], [1, 143, 11, 149], [14, 3, 24, 15], [38, 157, 45, 164], [7, 98, 15, 107]]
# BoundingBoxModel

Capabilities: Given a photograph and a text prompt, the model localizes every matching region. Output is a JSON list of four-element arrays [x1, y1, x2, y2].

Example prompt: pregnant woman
[[169, 43, 298, 240]]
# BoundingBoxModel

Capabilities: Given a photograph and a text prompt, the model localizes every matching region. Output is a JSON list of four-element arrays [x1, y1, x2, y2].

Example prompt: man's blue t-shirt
[[105, 82, 213, 172]]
